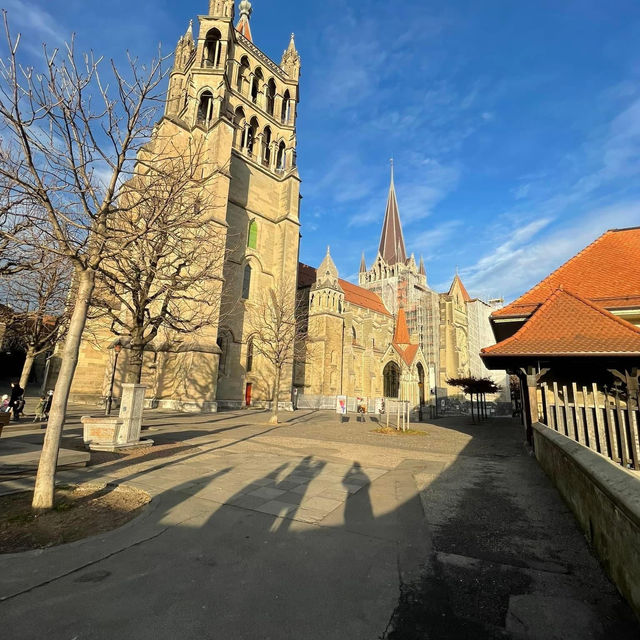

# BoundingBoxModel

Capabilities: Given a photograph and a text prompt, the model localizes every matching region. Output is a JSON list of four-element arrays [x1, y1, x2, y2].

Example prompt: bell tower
[[147, 0, 303, 410]]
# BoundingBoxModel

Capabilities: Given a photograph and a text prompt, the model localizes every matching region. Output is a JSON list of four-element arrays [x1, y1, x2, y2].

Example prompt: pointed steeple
[[360, 253, 367, 274], [419, 256, 426, 277], [281, 33, 301, 80], [393, 309, 411, 346], [378, 160, 407, 266], [316, 246, 340, 288], [236, 0, 253, 41]]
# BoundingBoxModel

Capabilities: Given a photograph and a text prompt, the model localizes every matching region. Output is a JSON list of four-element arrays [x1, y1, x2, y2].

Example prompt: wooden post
[[582, 385, 597, 451], [592, 383, 608, 456], [563, 385, 576, 441], [572, 383, 585, 445]]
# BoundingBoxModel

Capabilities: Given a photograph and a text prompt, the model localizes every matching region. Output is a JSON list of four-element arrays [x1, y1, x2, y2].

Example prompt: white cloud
[[461, 202, 640, 301], [3, 0, 66, 50]]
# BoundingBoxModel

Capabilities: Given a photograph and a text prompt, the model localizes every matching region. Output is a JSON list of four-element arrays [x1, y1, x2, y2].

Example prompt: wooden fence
[[539, 382, 640, 471]]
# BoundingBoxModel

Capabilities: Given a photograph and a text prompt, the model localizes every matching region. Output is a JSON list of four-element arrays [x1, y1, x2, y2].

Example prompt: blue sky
[[6, 0, 640, 301]]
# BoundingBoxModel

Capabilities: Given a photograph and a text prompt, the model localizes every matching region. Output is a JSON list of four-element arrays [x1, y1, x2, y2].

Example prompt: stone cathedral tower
[[68, 1, 302, 411]]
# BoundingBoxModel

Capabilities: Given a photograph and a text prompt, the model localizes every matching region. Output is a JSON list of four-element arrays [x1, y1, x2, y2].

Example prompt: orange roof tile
[[494, 227, 640, 318], [298, 263, 391, 317], [394, 309, 411, 344], [482, 287, 640, 358], [393, 342, 420, 366]]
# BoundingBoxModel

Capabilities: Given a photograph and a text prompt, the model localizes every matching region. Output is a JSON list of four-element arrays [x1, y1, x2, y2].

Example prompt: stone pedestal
[[82, 384, 153, 452]]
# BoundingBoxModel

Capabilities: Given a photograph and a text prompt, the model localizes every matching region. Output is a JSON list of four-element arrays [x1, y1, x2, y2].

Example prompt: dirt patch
[[0, 484, 150, 554], [373, 427, 428, 436]]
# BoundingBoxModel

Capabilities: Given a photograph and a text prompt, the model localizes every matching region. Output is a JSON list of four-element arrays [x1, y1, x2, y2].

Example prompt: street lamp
[[105, 343, 123, 416]]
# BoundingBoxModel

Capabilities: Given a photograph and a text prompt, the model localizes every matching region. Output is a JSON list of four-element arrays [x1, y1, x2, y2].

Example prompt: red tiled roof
[[482, 287, 640, 358], [298, 263, 391, 317], [393, 343, 419, 366], [493, 227, 640, 318], [449, 275, 472, 303], [393, 309, 410, 344]]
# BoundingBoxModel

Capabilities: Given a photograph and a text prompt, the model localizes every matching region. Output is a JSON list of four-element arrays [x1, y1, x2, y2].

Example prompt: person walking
[[8, 381, 23, 422], [33, 396, 47, 422], [43, 389, 54, 420]]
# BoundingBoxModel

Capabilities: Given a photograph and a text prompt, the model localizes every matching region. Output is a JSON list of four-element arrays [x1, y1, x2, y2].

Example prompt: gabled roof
[[392, 343, 420, 366], [493, 227, 640, 318], [449, 274, 472, 302], [482, 287, 640, 358], [297, 263, 391, 317], [378, 166, 407, 266]]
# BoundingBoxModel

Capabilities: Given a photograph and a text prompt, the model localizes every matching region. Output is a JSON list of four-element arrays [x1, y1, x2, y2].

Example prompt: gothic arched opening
[[276, 141, 286, 172], [197, 91, 214, 126], [251, 68, 263, 104], [262, 126, 272, 165], [266, 78, 276, 115], [203, 28, 222, 67], [417, 362, 426, 406], [237, 56, 250, 93], [384, 362, 400, 399], [281, 89, 291, 123]]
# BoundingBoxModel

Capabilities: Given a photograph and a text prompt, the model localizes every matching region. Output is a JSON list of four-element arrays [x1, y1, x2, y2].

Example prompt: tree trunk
[[19, 346, 37, 391], [32, 268, 95, 512], [269, 366, 282, 425], [126, 342, 144, 384]]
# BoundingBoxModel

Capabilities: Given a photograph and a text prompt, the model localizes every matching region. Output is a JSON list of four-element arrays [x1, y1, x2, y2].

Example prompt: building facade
[[68, 0, 302, 411]]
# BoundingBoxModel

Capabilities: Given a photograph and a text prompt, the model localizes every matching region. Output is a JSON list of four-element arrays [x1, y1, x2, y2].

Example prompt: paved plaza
[[0, 409, 638, 639]]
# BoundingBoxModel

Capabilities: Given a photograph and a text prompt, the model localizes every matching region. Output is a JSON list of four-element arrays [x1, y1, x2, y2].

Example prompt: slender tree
[[0, 15, 167, 510], [247, 281, 308, 425]]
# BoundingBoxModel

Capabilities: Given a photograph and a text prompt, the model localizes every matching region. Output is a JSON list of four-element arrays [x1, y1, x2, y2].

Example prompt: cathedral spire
[[236, 0, 253, 41], [360, 253, 367, 273], [419, 255, 426, 277], [281, 32, 301, 80], [378, 160, 407, 266]]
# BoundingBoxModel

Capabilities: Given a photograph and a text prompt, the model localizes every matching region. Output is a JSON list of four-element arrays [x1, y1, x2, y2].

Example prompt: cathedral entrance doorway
[[383, 362, 400, 398], [417, 363, 426, 406]]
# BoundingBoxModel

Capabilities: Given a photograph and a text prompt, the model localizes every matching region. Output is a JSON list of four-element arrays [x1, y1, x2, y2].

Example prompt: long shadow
[[1, 418, 638, 640]]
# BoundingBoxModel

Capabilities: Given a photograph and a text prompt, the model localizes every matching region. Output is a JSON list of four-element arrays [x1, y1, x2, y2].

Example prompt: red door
[[245, 383, 253, 407]]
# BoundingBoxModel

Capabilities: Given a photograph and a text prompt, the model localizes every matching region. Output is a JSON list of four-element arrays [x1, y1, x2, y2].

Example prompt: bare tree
[[0, 15, 167, 510], [247, 281, 308, 425], [93, 144, 228, 384], [0, 250, 71, 389]]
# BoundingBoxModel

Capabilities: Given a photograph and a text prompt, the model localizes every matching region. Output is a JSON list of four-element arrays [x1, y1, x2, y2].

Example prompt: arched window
[[262, 126, 272, 166], [383, 362, 401, 398], [234, 106, 246, 149], [276, 141, 286, 172], [252, 68, 263, 104], [197, 91, 214, 126], [237, 56, 250, 93], [247, 117, 259, 156], [217, 333, 229, 377], [246, 338, 254, 372], [242, 265, 252, 299], [352, 326, 357, 345], [203, 29, 222, 67], [281, 89, 291, 123], [247, 219, 258, 249], [266, 79, 276, 115]]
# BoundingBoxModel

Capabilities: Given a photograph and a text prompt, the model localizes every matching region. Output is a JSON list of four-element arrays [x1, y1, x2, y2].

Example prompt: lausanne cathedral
[[68, 1, 508, 414]]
